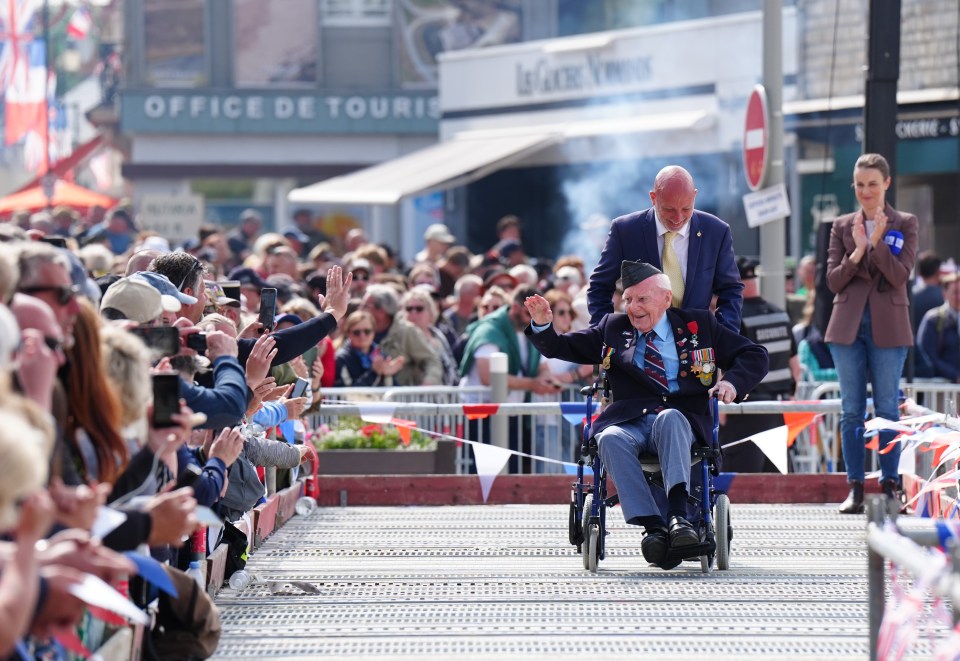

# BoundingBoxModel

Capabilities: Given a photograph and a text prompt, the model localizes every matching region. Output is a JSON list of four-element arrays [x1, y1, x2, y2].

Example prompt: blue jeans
[[829, 311, 907, 484]]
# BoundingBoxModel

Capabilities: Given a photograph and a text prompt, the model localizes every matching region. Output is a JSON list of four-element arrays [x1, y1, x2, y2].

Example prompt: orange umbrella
[[0, 180, 117, 215]]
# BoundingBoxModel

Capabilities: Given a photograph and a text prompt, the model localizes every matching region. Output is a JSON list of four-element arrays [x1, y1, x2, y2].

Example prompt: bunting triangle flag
[[390, 417, 416, 445], [357, 402, 396, 424], [783, 412, 817, 447], [744, 425, 789, 474], [472, 443, 511, 503]]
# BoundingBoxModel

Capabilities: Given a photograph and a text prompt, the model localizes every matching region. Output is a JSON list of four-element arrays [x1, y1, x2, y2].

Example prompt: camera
[[185, 332, 208, 353]]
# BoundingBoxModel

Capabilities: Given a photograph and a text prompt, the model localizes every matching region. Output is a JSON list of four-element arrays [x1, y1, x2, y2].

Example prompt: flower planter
[[316, 440, 457, 475]]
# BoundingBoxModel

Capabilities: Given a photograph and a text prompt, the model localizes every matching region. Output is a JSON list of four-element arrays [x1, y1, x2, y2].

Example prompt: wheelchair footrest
[[604, 494, 620, 508], [663, 539, 716, 562]]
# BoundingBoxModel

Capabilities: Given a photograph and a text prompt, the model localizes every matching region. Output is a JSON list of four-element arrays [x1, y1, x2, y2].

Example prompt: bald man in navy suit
[[587, 166, 743, 333]]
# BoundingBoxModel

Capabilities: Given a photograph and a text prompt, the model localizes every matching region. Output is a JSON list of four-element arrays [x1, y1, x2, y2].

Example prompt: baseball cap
[[133, 271, 197, 308], [206, 281, 241, 308], [274, 313, 304, 328], [239, 208, 263, 223], [218, 281, 241, 305], [496, 239, 522, 261], [283, 228, 310, 244], [555, 265, 583, 284], [736, 256, 759, 280], [350, 258, 372, 274], [424, 223, 455, 244], [227, 266, 268, 290], [101, 277, 172, 323]]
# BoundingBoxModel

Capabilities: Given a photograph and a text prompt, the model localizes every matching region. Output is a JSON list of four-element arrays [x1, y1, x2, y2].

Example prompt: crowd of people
[[1, 153, 955, 649]]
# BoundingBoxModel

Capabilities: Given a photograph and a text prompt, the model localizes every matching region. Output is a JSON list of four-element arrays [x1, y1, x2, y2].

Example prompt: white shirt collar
[[654, 213, 692, 239]]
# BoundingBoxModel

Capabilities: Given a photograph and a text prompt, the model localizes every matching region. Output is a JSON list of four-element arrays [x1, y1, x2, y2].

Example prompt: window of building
[[143, 0, 208, 87], [320, 0, 392, 27], [234, 0, 319, 86]]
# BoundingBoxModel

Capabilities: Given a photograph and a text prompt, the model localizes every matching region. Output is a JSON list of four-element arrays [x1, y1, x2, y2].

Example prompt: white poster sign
[[139, 193, 204, 243], [742, 183, 790, 228]]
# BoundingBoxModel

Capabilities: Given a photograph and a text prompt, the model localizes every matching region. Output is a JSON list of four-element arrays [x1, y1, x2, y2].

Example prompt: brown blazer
[[824, 203, 917, 348]]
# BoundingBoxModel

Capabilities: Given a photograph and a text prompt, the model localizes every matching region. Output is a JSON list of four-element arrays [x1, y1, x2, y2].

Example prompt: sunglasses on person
[[19, 284, 80, 306], [405, 305, 425, 314], [481, 303, 500, 312], [43, 336, 64, 353], [352, 271, 371, 282], [350, 328, 374, 337], [177, 257, 205, 292], [554, 308, 571, 317]]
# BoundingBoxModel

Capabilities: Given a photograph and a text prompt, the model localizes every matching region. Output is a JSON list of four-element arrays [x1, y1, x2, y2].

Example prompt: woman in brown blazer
[[826, 153, 918, 514]]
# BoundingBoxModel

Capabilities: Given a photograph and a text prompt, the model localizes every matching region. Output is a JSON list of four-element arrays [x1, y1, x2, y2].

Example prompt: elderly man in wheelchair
[[525, 260, 768, 569]]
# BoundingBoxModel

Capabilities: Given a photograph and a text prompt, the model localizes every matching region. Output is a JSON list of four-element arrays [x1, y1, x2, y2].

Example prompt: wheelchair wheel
[[586, 524, 601, 573], [581, 494, 594, 569], [716, 494, 731, 570]]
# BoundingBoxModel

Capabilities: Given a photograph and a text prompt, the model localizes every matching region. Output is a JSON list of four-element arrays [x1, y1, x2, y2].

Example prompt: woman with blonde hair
[[0, 407, 55, 657], [334, 310, 403, 386], [399, 286, 458, 385]]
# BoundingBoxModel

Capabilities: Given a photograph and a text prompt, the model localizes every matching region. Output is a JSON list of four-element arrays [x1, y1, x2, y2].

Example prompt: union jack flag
[[0, 0, 42, 91]]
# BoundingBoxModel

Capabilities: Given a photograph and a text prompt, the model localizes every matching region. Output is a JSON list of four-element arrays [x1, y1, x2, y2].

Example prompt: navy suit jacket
[[526, 308, 768, 446], [587, 208, 743, 332]]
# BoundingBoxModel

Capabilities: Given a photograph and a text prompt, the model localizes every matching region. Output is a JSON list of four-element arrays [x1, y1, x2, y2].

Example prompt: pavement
[[213, 503, 940, 660]]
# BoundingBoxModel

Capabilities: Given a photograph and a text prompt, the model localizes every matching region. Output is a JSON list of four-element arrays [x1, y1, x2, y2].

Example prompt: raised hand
[[245, 333, 278, 388], [322, 266, 352, 322], [524, 295, 553, 326], [870, 207, 889, 246], [208, 426, 244, 467], [851, 213, 869, 254]]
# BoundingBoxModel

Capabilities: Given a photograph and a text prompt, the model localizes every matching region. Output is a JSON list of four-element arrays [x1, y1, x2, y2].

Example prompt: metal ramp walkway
[[213, 504, 895, 659]]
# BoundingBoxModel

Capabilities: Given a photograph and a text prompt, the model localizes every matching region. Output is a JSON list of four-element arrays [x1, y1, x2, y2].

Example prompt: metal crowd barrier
[[308, 371, 960, 476], [865, 495, 960, 661]]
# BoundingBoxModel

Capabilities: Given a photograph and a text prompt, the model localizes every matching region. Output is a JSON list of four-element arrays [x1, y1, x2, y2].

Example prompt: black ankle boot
[[839, 481, 864, 514]]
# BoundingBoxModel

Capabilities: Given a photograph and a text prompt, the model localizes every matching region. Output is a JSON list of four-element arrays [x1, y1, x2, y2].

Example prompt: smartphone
[[152, 374, 181, 428], [258, 288, 278, 333], [40, 236, 67, 249], [129, 326, 180, 357], [185, 332, 207, 353], [290, 377, 310, 399], [175, 463, 203, 490]]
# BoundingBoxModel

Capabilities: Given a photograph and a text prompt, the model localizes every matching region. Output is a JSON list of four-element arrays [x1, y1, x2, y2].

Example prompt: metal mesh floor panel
[[212, 503, 929, 659]]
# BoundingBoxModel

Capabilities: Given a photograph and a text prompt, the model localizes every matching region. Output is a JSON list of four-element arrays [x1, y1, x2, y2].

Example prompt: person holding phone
[[826, 153, 918, 514]]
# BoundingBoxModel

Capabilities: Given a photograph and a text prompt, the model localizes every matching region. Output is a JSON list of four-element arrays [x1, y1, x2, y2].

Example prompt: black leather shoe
[[668, 515, 699, 548], [838, 481, 864, 514], [881, 478, 899, 500], [641, 527, 668, 565]]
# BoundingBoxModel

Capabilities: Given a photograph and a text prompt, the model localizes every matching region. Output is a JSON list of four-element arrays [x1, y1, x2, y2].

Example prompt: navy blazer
[[586, 208, 743, 332], [526, 308, 768, 446]]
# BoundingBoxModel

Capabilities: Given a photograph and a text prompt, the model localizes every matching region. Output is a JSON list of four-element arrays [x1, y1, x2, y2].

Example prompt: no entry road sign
[[743, 85, 769, 192]]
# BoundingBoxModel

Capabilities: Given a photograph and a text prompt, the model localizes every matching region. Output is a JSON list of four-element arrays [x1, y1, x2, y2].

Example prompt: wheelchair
[[566, 377, 732, 573]]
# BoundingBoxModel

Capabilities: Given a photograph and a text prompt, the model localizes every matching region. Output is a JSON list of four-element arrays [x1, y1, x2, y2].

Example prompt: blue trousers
[[829, 311, 907, 484], [596, 409, 694, 525]]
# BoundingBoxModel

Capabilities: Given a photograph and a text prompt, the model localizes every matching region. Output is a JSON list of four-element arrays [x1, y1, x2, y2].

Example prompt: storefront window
[[321, 0, 392, 26], [396, 0, 522, 88], [234, 0, 318, 86], [144, 0, 207, 87]]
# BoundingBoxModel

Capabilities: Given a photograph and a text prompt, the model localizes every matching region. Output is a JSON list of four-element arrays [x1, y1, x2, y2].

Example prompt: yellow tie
[[662, 231, 684, 308]]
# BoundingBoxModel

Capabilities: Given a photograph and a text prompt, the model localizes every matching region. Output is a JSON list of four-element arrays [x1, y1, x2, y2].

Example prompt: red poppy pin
[[687, 321, 698, 334]]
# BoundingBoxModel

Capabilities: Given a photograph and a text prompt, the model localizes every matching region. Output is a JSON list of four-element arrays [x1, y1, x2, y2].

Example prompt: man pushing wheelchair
[[525, 260, 768, 569]]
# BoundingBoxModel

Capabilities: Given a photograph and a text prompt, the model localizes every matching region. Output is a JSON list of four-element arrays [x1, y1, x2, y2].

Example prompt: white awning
[[288, 132, 561, 206], [288, 109, 714, 205]]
